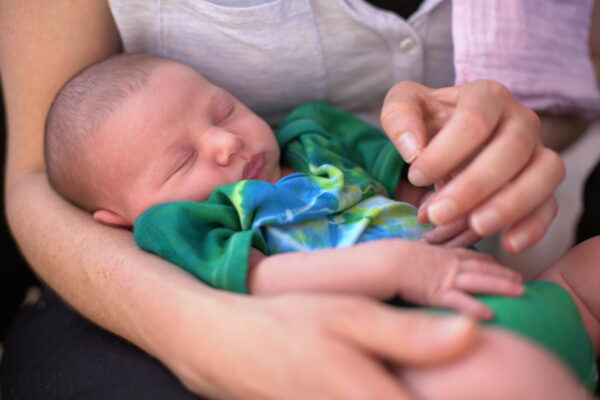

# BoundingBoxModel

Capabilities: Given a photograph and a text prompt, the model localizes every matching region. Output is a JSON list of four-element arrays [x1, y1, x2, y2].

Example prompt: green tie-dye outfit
[[134, 103, 596, 390]]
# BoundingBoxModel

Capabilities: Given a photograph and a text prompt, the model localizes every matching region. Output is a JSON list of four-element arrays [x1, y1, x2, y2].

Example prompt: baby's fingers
[[454, 269, 524, 297], [422, 217, 470, 244], [432, 290, 493, 320], [460, 260, 522, 283]]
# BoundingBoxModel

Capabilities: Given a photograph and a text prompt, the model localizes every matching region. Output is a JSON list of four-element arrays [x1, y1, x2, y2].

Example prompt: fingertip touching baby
[[45, 54, 598, 397]]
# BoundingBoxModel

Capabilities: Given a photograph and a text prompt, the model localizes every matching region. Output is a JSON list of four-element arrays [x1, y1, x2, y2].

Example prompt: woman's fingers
[[408, 80, 509, 188], [206, 294, 479, 400], [425, 104, 542, 226], [381, 81, 430, 163], [501, 196, 559, 254], [383, 79, 562, 253], [469, 146, 564, 237], [324, 297, 478, 366]]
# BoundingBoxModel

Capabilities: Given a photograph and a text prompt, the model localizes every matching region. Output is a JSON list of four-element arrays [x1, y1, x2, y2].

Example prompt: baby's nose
[[212, 128, 242, 166]]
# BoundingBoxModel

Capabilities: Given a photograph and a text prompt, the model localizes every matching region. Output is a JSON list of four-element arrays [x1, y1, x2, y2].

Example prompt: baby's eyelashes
[[171, 146, 197, 176], [211, 97, 235, 125]]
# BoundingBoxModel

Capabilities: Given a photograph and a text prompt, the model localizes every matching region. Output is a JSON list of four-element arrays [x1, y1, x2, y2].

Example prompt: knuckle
[[476, 79, 511, 98], [380, 102, 412, 124], [462, 112, 493, 143], [506, 130, 536, 161], [520, 106, 542, 134], [539, 147, 566, 182], [384, 80, 422, 103], [439, 257, 460, 290], [393, 80, 423, 92]]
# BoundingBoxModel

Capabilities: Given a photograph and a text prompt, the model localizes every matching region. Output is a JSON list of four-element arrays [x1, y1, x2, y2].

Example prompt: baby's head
[[45, 54, 281, 228]]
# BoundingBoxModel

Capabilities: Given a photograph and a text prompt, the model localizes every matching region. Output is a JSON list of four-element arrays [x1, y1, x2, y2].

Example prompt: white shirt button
[[399, 36, 418, 55]]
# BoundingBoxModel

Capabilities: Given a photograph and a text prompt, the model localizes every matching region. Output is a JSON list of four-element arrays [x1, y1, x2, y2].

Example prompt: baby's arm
[[248, 239, 523, 319]]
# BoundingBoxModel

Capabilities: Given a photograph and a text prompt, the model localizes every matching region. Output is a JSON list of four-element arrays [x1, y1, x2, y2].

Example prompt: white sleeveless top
[[108, 0, 454, 125]]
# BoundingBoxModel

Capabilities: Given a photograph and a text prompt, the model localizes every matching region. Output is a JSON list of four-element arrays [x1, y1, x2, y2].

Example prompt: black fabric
[[576, 157, 600, 244], [364, 0, 424, 19], [0, 82, 40, 341], [1, 288, 206, 400]]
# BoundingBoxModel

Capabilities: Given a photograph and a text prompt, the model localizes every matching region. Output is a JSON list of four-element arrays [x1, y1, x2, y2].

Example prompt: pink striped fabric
[[452, 0, 600, 115]]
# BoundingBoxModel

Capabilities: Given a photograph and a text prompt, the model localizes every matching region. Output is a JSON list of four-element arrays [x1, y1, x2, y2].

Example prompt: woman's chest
[[109, 0, 453, 125]]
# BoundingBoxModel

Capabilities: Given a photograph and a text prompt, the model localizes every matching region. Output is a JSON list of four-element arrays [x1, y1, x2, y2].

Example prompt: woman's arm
[[0, 0, 225, 368], [0, 3, 481, 399]]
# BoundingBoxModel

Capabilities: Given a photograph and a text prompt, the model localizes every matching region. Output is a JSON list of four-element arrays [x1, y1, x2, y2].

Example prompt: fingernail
[[471, 209, 500, 236], [428, 199, 458, 225], [432, 316, 474, 342], [408, 168, 429, 187], [508, 231, 529, 253], [395, 132, 419, 163]]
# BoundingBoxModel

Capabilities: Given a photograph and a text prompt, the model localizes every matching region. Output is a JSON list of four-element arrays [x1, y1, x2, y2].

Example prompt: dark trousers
[[1, 288, 205, 400]]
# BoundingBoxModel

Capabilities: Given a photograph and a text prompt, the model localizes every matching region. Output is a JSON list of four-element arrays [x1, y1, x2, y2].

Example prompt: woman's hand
[[381, 80, 564, 254], [166, 291, 478, 400]]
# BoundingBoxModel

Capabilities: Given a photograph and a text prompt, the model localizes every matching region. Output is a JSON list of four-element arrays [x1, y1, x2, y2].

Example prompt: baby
[[45, 53, 598, 399]]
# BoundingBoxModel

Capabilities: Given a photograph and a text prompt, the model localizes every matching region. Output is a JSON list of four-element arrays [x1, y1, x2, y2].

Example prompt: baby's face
[[94, 61, 281, 226]]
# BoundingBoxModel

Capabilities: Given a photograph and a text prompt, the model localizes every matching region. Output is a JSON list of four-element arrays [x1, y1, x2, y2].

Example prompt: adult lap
[[1, 288, 204, 400]]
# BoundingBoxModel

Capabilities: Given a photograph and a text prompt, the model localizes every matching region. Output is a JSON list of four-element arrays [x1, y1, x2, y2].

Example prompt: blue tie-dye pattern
[[234, 167, 431, 255]]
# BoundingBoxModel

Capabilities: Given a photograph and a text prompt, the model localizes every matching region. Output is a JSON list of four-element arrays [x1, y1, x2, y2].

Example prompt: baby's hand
[[417, 180, 482, 248], [396, 178, 482, 248], [394, 243, 523, 320]]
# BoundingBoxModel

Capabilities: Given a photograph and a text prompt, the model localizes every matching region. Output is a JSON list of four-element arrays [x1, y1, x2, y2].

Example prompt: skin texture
[[0, 1, 593, 399]]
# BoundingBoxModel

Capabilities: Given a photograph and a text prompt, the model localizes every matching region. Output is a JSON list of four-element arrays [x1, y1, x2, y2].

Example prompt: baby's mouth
[[242, 153, 265, 180]]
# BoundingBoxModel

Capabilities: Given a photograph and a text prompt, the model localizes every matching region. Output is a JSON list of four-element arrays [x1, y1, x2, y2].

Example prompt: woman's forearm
[[5, 171, 230, 362]]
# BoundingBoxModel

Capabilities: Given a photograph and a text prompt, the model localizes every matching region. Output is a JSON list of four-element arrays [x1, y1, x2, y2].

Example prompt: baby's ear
[[93, 209, 133, 228]]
